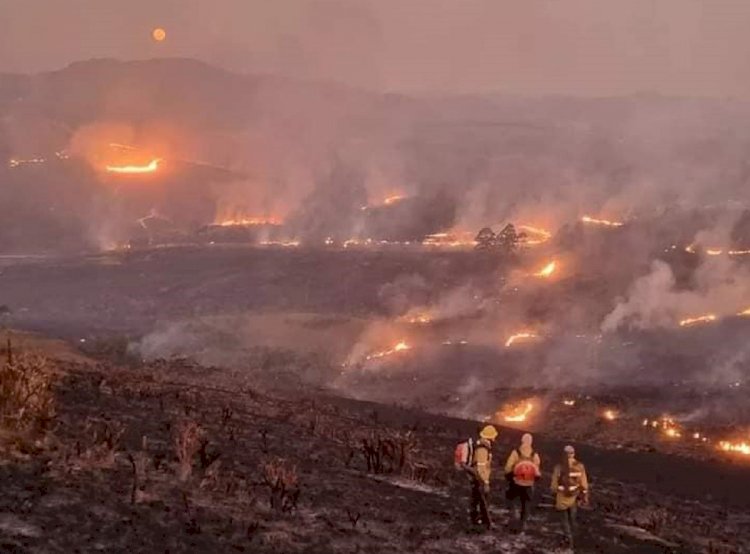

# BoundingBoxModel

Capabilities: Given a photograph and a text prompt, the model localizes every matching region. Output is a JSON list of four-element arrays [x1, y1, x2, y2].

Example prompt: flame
[[361, 194, 408, 211], [365, 340, 411, 361], [562, 399, 576, 406], [719, 441, 750, 455], [602, 409, 618, 421], [217, 216, 282, 227], [259, 240, 300, 248], [642, 416, 683, 438], [729, 249, 750, 256], [679, 314, 717, 327], [738, 307, 750, 317], [422, 232, 477, 248], [533, 261, 557, 278], [499, 400, 535, 423], [581, 215, 624, 227], [384, 194, 406, 205], [518, 225, 552, 246], [705, 248, 724, 256], [505, 332, 539, 348], [401, 313, 432, 325], [106, 158, 161, 174], [685, 244, 697, 254]]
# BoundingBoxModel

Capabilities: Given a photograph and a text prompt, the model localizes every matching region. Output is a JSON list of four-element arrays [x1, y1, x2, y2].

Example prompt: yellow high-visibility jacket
[[551, 460, 588, 510], [472, 439, 493, 484]]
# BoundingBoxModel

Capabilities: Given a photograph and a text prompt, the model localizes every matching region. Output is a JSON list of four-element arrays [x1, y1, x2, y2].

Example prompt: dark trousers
[[470, 479, 491, 528], [560, 505, 577, 541], [507, 483, 533, 527]]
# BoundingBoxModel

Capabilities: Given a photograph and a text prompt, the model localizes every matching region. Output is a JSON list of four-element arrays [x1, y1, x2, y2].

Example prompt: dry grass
[[0, 346, 56, 433], [174, 419, 205, 481], [261, 458, 300, 513]]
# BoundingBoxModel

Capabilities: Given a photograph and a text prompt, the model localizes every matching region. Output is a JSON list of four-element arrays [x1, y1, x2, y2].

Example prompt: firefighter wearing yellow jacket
[[551, 445, 589, 549], [464, 425, 498, 530]]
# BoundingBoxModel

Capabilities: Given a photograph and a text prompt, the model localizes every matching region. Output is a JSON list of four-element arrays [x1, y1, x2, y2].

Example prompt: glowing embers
[[533, 260, 557, 278], [497, 399, 536, 423], [642, 416, 683, 439], [216, 216, 283, 227], [562, 399, 576, 407], [601, 409, 619, 421], [400, 312, 433, 325], [8, 157, 46, 168], [105, 158, 161, 174], [504, 331, 539, 348], [421, 232, 477, 248], [259, 240, 300, 248], [364, 340, 411, 362], [684, 244, 750, 256], [738, 307, 750, 317], [718, 440, 750, 456], [678, 314, 717, 327], [581, 215, 624, 227]]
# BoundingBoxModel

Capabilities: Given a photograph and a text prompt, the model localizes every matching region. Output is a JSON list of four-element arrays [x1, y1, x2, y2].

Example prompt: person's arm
[[533, 453, 541, 476], [579, 464, 590, 504], [504, 449, 518, 475], [474, 446, 491, 485], [581, 464, 589, 495], [550, 465, 560, 493]]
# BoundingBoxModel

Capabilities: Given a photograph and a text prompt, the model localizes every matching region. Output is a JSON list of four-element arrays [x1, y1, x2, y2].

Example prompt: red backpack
[[512, 449, 539, 483], [454, 438, 475, 469]]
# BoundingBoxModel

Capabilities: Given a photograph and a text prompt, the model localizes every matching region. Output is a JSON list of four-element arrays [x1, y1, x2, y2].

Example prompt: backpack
[[454, 438, 475, 469], [512, 449, 539, 484]]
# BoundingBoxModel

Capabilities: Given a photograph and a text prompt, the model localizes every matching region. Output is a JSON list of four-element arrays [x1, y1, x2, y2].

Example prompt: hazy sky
[[3, 0, 750, 97]]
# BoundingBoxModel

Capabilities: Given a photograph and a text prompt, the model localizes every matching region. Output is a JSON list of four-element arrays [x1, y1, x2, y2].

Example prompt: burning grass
[[581, 215, 624, 227], [533, 260, 557, 278], [504, 331, 539, 348], [364, 340, 411, 362], [105, 158, 161, 174], [494, 398, 536, 424], [679, 314, 717, 327]]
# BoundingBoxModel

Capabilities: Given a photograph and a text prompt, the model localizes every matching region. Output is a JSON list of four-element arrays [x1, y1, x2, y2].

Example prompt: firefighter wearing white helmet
[[455, 424, 498, 530], [504, 432, 541, 532]]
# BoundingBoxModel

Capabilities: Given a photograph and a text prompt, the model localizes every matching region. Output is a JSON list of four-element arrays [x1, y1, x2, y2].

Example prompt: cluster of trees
[[474, 223, 526, 253]]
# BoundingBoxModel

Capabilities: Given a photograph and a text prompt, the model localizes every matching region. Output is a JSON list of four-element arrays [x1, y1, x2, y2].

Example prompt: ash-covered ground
[[1, 331, 749, 553]]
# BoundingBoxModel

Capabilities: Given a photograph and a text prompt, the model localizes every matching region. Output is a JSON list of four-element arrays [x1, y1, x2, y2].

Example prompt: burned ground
[[0, 342, 747, 553]]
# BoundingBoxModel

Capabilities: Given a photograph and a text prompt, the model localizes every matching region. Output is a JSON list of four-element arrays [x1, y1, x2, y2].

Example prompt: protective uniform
[[550, 446, 589, 547], [504, 433, 541, 530], [467, 425, 497, 529]]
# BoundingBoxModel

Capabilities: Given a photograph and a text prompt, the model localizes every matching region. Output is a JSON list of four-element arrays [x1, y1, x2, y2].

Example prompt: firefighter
[[504, 432, 541, 532], [550, 445, 589, 549], [464, 424, 498, 530]]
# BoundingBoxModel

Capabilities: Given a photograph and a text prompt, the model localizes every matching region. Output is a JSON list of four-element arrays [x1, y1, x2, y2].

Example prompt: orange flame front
[[498, 400, 535, 423], [106, 158, 161, 174], [581, 215, 624, 227], [679, 314, 717, 327], [719, 441, 750, 455], [365, 340, 411, 361], [505, 332, 538, 348]]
